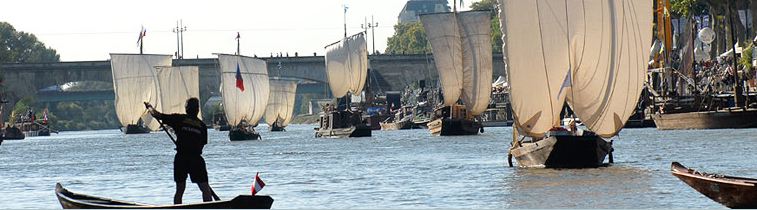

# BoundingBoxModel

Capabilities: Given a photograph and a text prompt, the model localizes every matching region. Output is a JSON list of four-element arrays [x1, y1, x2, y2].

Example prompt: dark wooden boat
[[269, 122, 285, 132], [55, 183, 273, 209], [229, 127, 261, 141], [510, 132, 612, 168], [315, 110, 371, 138], [653, 109, 757, 130], [671, 162, 757, 209], [2, 126, 25, 140], [427, 105, 483, 136], [122, 124, 150, 134]]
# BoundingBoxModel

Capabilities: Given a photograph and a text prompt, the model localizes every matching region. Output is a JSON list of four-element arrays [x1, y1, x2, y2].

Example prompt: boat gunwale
[[671, 162, 757, 187]]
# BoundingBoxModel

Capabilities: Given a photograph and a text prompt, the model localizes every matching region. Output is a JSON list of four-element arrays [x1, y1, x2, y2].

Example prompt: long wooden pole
[[728, 0, 745, 108]]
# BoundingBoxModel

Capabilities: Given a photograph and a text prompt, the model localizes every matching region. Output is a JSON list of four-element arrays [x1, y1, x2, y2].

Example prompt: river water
[[1, 125, 755, 209]]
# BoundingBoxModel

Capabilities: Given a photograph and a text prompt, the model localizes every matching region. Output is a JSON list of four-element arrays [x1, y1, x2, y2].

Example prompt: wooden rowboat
[[670, 162, 757, 209], [55, 183, 273, 209]]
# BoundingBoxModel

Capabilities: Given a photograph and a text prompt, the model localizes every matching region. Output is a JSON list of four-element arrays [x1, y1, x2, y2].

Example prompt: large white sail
[[110, 54, 172, 129], [264, 80, 298, 127], [498, 1, 573, 137], [420, 13, 463, 106], [499, 0, 652, 138], [154, 66, 201, 118], [421, 11, 492, 113], [459, 11, 493, 116], [325, 32, 369, 97], [218, 54, 270, 126], [564, 0, 653, 138]]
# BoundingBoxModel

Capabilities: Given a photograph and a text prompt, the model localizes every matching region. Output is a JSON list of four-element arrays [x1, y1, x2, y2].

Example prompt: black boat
[[122, 124, 150, 134], [2, 125, 25, 140], [229, 126, 261, 141], [55, 183, 273, 209], [427, 105, 482, 136], [269, 121, 285, 132], [315, 109, 371, 138]]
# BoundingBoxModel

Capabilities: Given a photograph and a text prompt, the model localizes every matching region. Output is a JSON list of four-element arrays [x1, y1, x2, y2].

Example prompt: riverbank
[[289, 114, 319, 124]]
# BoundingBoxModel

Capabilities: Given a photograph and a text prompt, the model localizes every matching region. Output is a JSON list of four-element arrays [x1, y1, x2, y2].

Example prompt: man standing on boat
[[145, 98, 213, 204]]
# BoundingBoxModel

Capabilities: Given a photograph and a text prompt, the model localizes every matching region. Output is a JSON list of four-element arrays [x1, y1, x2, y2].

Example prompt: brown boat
[[55, 183, 273, 209], [670, 162, 757, 209]]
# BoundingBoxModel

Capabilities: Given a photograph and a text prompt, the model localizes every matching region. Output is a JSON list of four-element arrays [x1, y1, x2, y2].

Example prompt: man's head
[[185, 97, 200, 117]]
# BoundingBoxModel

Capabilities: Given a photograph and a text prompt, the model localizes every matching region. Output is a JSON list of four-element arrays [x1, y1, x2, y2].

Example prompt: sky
[[1, 0, 481, 62]]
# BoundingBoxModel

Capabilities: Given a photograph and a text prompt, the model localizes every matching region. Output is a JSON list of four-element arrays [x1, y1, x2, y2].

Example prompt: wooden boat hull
[[379, 118, 414, 130], [122, 124, 150, 134], [229, 128, 261, 141], [55, 183, 273, 209], [671, 162, 757, 209], [510, 135, 612, 168], [653, 109, 757, 130], [427, 118, 482, 136], [315, 125, 372, 138], [214, 125, 230, 131], [2, 127, 25, 140], [269, 123, 285, 132]]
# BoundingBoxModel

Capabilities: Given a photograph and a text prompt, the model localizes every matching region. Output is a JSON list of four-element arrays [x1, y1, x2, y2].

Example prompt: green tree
[[385, 21, 430, 54], [470, 0, 502, 53], [384, 1, 502, 54], [0, 22, 60, 63]]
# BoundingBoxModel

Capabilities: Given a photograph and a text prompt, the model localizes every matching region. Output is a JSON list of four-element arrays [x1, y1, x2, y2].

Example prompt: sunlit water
[[1, 125, 755, 209]]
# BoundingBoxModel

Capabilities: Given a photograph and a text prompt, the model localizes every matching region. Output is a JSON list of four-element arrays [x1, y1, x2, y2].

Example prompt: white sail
[[498, 1, 573, 137], [325, 32, 369, 97], [421, 11, 493, 113], [564, 0, 653, 138], [264, 80, 298, 127], [110, 54, 172, 129], [154, 66, 201, 118], [499, 0, 652, 138], [420, 13, 463, 106], [218, 54, 270, 126], [459, 11, 493, 116]]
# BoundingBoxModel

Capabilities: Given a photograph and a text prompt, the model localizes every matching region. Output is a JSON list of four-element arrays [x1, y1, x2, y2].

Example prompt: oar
[[143, 102, 222, 201]]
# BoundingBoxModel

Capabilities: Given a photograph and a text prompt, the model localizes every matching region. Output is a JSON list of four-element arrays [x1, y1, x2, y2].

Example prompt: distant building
[[397, 0, 450, 24]]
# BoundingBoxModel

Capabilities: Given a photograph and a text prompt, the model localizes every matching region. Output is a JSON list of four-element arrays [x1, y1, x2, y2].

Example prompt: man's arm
[[144, 102, 182, 125]]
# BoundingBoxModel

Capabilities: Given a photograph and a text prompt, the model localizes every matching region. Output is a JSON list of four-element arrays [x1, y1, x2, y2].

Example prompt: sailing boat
[[110, 53, 173, 134], [315, 32, 371, 138], [264, 80, 297, 131], [153, 65, 201, 119], [499, 0, 652, 168], [420, 10, 492, 136], [218, 54, 270, 141]]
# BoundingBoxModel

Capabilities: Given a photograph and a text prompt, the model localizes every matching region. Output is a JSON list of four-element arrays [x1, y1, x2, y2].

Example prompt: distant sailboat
[[499, 0, 652, 168], [153, 66, 201, 119], [110, 54, 172, 134], [315, 32, 371, 138], [218, 54, 270, 141], [420, 10, 492, 136], [264, 80, 297, 131]]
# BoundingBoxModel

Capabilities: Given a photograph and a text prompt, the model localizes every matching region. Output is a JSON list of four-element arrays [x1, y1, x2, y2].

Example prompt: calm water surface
[[1, 125, 755, 209]]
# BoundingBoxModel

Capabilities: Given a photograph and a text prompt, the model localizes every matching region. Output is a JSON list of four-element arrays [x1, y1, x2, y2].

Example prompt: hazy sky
[[1, 0, 481, 62]]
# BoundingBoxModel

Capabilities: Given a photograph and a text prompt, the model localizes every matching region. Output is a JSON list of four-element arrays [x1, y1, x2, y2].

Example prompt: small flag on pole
[[43, 109, 48, 124], [235, 63, 245, 91], [251, 172, 266, 196], [137, 27, 146, 46]]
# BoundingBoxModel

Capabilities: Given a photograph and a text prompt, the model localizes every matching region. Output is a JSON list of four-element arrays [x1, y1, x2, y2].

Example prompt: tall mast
[[727, 0, 745, 108]]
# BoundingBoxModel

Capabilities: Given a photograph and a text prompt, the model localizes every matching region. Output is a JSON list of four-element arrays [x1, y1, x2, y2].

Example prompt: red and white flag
[[43, 109, 48, 124], [251, 172, 265, 196]]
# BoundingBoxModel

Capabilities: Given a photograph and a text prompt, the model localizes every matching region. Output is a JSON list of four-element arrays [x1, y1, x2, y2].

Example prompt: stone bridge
[[1, 54, 506, 115]]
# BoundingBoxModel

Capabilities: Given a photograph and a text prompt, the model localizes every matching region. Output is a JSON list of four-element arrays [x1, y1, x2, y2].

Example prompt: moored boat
[[653, 108, 757, 130], [671, 162, 757, 209], [55, 183, 273, 209]]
